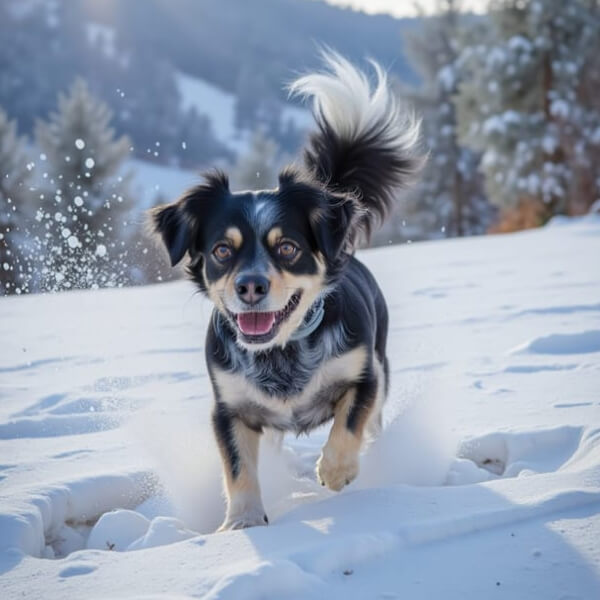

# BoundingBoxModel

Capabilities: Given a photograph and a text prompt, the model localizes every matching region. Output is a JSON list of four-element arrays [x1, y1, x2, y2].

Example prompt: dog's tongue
[[237, 312, 276, 336]]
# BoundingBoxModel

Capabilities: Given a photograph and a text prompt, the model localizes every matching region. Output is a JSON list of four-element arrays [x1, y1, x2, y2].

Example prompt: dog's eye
[[213, 243, 233, 262], [277, 241, 299, 259]]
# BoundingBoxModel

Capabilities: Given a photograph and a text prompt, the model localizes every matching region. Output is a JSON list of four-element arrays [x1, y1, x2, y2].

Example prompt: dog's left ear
[[150, 202, 191, 267], [278, 168, 358, 262], [311, 193, 358, 262]]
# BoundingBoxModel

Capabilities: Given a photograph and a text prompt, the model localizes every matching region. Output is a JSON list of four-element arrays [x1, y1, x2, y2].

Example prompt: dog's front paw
[[217, 510, 269, 532], [316, 445, 359, 491]]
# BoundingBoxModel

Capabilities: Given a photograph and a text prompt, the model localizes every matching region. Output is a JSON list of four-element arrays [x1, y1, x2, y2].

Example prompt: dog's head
[[151, 169, 356, 351]]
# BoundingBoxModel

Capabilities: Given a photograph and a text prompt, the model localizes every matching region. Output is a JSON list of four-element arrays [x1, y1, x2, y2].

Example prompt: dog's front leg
[[212, 402, 268, 531], [317, 373, 377, 491]]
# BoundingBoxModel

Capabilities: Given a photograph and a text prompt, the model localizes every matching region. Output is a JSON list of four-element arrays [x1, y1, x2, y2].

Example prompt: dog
[[151, 53, 422, 530]]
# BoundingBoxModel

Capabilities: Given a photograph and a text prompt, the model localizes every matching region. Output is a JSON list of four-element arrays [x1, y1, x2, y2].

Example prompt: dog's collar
[[289, 297, 325, 341]]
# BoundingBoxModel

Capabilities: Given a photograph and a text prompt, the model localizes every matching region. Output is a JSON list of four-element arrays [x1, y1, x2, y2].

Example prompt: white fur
[[290, 50, 421, 156], [212, 345, 368, 429]]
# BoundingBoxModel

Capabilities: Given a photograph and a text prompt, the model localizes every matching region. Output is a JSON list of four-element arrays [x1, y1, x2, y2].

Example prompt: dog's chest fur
[[213, 338, 367, 433]]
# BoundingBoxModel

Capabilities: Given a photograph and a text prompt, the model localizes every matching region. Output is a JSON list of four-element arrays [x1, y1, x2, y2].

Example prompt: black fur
[[303, 120, 420, 244]]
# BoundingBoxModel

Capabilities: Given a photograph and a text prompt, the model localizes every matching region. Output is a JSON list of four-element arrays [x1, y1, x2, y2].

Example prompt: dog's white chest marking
[[213, 345, 367, 429]]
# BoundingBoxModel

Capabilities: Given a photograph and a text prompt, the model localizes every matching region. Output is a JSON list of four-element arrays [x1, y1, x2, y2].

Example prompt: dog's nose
[[235, 273, 270, 305]]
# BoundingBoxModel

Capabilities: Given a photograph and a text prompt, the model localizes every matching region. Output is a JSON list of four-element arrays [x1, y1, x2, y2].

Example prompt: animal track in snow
[[447, 426, 587, 485]]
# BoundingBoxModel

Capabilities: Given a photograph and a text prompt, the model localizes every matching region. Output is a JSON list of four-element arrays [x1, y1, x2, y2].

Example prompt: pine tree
[[0, 107, 33, 295], [34, 78, 133, 291], [456, 0, 600, 220], [403, 0, 495, 239], [230, 130, 283, 191]]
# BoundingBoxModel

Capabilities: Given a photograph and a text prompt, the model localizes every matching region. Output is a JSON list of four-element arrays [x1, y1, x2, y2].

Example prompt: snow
[[437, 65, 456, 92], [175, 71, 311, 153], [176, 71, 239, 148], [66, 235, 79, 249], [128, 158, 199, 209], [1, 216, 600, 598], [550, 99, 570, 119], [86, 510, 150, 551], [508, 35, 532, 53]]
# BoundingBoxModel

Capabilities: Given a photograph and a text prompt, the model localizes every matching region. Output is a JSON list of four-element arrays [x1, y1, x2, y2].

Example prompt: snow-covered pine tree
[[0, 107, 33, 295], [403, 0, 494, 239], [230, 130, 283, 191], [456, 0, 600, 222], [34, 79, 134, 291]]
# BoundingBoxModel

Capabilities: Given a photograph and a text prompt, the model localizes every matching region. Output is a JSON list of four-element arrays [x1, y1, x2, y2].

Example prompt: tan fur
[[205, 249, 327, 352], [204, 268, 233, 317], [266, 226, 282, 247], [316, 388, 363, 490], [316, 357, 383, 491], [225, 227, 243, 249], [217, 420, 267, 531], [366, 357, 386, 439]]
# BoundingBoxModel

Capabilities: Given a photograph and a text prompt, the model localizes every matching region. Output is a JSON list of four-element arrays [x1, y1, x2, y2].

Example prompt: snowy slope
[[1, 217, 599, 598], [176, 71, 312, 153], [176, 72, 242, 150], [129, 158, 199, 209]]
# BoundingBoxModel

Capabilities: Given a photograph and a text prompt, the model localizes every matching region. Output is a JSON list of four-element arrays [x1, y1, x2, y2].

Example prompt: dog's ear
[[278, 168, 358, 262], [150, 202, 191, 267], [311, 194, 358, 262], [150, 171, 230, 267]]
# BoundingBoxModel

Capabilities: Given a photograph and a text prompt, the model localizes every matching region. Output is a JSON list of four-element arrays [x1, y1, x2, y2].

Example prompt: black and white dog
[[152, 53, 422, 530]]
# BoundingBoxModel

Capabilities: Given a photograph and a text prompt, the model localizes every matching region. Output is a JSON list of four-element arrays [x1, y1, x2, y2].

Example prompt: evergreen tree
[[34, 79, 133, 291], [456, 0, 600, 219], [0, 108, 32, 295], [404, 0, 495, 239]]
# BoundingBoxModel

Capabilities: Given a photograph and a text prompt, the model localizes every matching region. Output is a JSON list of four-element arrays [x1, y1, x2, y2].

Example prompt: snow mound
[[86, 510, 150, 551], [127, 517, 196, 551], [513, 330, 600, 355]]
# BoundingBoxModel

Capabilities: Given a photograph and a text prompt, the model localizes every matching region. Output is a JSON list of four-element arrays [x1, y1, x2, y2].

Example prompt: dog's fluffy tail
[[290, 51, 424, 241]]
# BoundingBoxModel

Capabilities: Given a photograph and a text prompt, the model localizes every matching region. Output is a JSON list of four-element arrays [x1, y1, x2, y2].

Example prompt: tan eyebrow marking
[[225, 227, 243, 249], [267, 227, 282, 247]]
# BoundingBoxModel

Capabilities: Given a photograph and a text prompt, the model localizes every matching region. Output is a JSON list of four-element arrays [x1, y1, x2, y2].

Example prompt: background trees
[[34, 80, 134, 291], [405, 0, 494, 240], [0, 108, 32, 294], [455, 0, 600, 225], [2, 0, 600, 294]]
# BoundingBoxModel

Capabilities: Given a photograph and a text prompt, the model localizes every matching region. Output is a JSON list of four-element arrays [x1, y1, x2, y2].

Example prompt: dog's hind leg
[[212, 403, 268, 531], [316, 368, 378, 491], [365, 356, 388, 441]]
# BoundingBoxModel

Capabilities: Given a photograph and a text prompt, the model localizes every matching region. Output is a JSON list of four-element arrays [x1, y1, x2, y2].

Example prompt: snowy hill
[[176, 72, 244, 152], [176, 71, 312, 153], [1, 217, 600, 598], [128, 158, 199, 209]]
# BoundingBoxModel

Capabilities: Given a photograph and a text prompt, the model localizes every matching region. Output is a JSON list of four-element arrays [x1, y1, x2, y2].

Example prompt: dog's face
[[152, 170, 355, 351]]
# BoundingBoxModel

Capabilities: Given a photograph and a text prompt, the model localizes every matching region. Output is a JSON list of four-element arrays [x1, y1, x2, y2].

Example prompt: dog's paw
[[316, 446, 359, 491], [217, 510, 269, 532]]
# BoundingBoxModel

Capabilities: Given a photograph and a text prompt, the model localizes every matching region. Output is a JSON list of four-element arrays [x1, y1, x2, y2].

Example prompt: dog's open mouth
[[231, 292, 302, 343]]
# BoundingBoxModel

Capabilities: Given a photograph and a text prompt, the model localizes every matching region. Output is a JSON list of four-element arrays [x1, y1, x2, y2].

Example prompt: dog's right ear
[[150, 202, 191, 267]]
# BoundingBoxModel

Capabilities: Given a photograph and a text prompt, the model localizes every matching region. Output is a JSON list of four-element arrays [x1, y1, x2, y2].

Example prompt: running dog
[[151, 53, 423, 530]]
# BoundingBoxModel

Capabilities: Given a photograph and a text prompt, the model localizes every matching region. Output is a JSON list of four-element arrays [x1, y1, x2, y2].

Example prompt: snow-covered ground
[[1, 217, 599, 598]]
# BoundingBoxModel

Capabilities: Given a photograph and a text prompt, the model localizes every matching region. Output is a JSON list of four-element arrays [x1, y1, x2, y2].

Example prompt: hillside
[[1, 216, 599, 597], [0, 0, 419, 163]]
